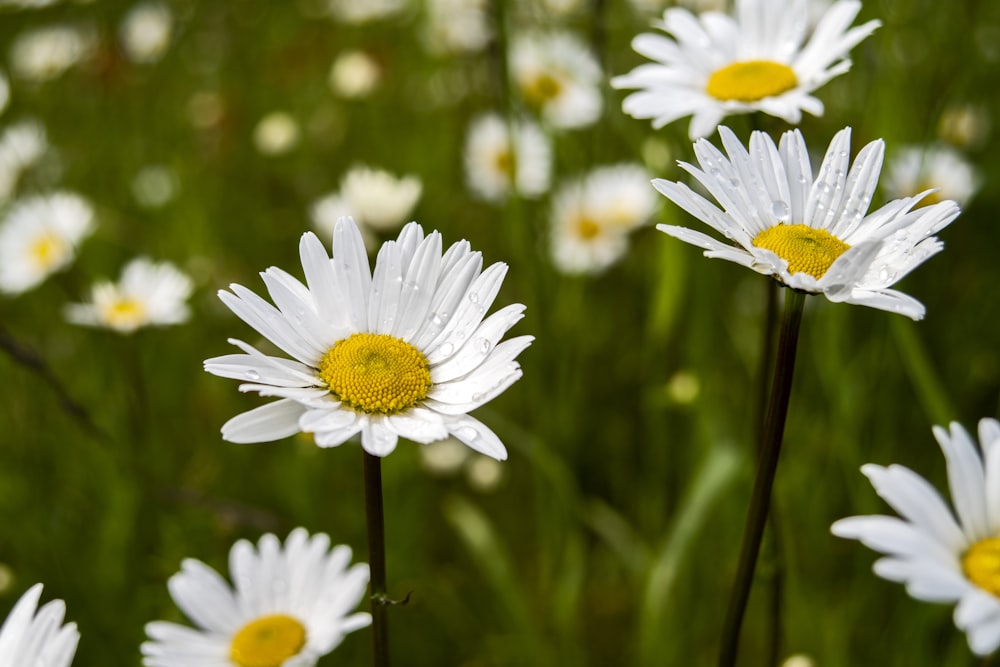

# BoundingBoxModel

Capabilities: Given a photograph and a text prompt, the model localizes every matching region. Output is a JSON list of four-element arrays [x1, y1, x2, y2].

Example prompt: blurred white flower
[[419, 436, 472, 475], [10, 24, 94, 82], [253, 111, 300, 156], [466, 455, 504, 491], [310, 165, 422, 241], [511, 31, 603, 129], [422, 0, 491, 55], [833, 419, 1000, 657], [0, 120, 48, 203], [119, 2, 173, 64], [612, 0, 880, 138], [464, 113, 551, 202], [0, 192, 94, 296], [142, 528, 371, 667], [0, 0, 62, 7], [938, 104, 992, 150], [328, 50, 380, 99], [550, 164, 656, 275], [131, 165, 178, 208], [65, 257, 193, 333], [0, 584, 79, 667], [883, 144, 980, 208], [327, 0, 406, 23]]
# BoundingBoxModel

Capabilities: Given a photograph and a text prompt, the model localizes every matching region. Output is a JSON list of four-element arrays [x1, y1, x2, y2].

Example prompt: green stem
[[718, 288, 807, 667], [364, 451, 391, 667]]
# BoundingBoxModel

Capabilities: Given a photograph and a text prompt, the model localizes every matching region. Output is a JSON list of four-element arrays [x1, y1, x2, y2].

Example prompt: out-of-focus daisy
[[0, 120, 47, 203], [550, 163, 657, 274], [464, 113, 551, 202], [0, 584, 79, 667], [832, 419, 1000, 656], [204, 218, 532, 459], [142, 528, 371, 667], [653, 126, 960, 320], [310, 165, 421, 240], [938, 104, 991, 150], [328, 50, 380, 99], [883, 144, 980, 208], [65, 258, 193, 334], [611, 0, 880, 138], [253, 112, 299, 156], [9, 24, 94, 82], [119, 1, 173, 64], [510, 31, 603, 130], [131, 165, 179, 209], [422, 0, 491, 55], [0, 192, 94, 296], [326, 0, 405, 24]]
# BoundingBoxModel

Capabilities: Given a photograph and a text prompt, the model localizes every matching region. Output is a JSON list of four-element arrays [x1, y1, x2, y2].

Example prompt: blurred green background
[[1, 0, 999, 664]]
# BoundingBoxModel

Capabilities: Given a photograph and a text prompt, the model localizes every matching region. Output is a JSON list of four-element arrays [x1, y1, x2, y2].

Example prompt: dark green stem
[[364, 451, 390, 667], [718, 288, 806, 667]]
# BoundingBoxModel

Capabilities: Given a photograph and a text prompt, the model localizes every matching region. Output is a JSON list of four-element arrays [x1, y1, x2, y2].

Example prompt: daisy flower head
[[832, 419, 1000, 656], [142, 528, 371, 667], [64, 257, 193, 333], [653, 126, 960, 320], [310, 165, 422, 238], [464, 112, 551, 202], [510, 30, 603, 130], [204, 217, 532, 459], [0, 584, 79, 667], [611, 0, 881, 138], [550, 163, 657, 275], [0, 191, 95, 296], [883, 144, 980, 209]]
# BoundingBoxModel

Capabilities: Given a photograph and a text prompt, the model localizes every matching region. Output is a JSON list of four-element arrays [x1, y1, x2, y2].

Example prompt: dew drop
[[468, 292, 479, 303], [771, 201, 789, 220], [439, 342, 455, 356], [477, 338, 492, 354], [246, 370, 261, 381], [430, 312, 445, 326], [454, 425, 480, 441]]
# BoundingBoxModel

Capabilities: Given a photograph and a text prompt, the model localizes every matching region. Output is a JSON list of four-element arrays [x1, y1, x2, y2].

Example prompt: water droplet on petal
[[439, 342, 454, 356], [247, 370, 261, 381], [771, 201, 789, 221], [468, 292, 479, 303], [477, 338, 492, 354], [430, 312, 444, 326], [454, 425, 479, 441]]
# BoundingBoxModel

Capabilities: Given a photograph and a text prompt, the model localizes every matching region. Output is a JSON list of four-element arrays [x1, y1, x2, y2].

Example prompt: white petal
[[430, 304, 526, 383], [445, 414, 508, 460], [361, 416, 398, 456], [935, 423, 990, 540], [332, 217, 372, 332], [167, 559, 241, 633], [220, 399, 307, 443]]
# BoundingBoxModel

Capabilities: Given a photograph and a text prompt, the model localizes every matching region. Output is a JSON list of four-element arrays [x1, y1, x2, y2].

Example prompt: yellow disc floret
[[230, 614, 307, 667], [963, 537, 1000, 598], [100, 297, 146, 330], [30, 232, 66, 270], [753, 224, 850, 279], [523, 73, 563, 106], [706, 60, 798, 102], [318, 332, 432, 414]]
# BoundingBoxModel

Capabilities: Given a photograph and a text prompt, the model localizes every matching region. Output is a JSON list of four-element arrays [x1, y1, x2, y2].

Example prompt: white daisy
[[550, 163, 657, 275], [204, 217, 532, 459], [326, 0, 406, 24], [119, 1, 173, 64], [328, 50, 380, 99], [0, 120, 48, 204], [653, 126, 961, 320], [421, 0, 491, 55], [464, 113, 551, 202], [510, 31, 603, 130], [65, 257, 193, 333], [0, 584, 79, 667], [882, 144, 980, 209], [142, 528, 371, 667], [611, 0, 881, 138], [9, 24, 94, 83], [832, 419, 1000, 657], [311, 165, 422, 237], [0, 192, 95, 296]]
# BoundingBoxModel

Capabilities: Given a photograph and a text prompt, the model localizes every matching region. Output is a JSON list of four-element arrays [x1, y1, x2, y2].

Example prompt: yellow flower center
[[230, 614, 307, 667], [963, 537, 1000, 598], [706, 60, 798, 102], [576, 216, 601, 240], [30, 232, 66, 270], [752, 224, 851, 279], [101, 297, 146, 330], [494, 149, 514, 178], [318, 332, 432, 414], [524, 73, 563, 105]]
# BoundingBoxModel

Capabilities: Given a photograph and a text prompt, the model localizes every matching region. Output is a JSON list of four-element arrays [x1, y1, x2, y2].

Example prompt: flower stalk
[[364, 451, 391, 667], [718, 287, 806, 667]]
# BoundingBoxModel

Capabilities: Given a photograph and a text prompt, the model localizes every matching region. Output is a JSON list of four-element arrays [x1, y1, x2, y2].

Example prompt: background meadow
[[1, 0, 999, 664]]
